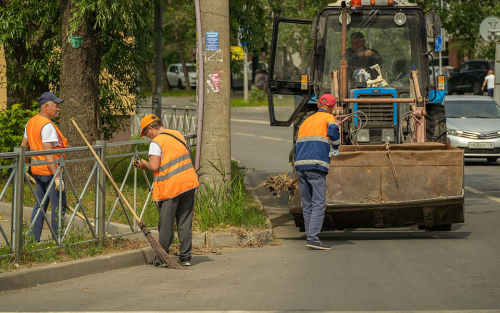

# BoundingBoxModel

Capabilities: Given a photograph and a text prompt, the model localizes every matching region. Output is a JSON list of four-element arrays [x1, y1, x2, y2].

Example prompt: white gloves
[[54, 178, 65, 191], [329, 148, 339, 158]]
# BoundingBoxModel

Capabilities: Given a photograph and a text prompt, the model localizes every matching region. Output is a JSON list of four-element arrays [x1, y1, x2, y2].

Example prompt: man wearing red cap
[[294, 94, 340, 250], [135, 114, 199, 266]]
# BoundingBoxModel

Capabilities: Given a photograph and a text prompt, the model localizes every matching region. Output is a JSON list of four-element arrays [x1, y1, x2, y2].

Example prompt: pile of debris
[[257, 172, 299, 198]]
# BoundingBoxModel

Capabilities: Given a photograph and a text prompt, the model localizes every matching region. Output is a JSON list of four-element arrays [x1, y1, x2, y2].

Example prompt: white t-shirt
[[24, 123, 62, 147], [485, 74, 494, 89], [148, 141, 163, 159]]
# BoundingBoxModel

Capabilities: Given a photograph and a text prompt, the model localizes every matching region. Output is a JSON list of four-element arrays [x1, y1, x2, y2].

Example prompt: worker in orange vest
[[20, 92, 68, 242], [135, 114, 199, 267]]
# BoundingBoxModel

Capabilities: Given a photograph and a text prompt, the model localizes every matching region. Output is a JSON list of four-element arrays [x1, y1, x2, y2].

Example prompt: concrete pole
[[152, 0, 163, 118], [199, 1, 231, 185], [494, 41, 500, 103]]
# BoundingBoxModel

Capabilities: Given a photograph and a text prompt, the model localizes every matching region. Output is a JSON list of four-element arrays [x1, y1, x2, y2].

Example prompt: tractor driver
[[346, 32, 383, 69]]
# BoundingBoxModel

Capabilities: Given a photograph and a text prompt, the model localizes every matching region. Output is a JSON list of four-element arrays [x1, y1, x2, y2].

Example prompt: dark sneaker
[[178, 259, 191, 267], [306, 240, 331, 250], [148, 257, 167, 267]]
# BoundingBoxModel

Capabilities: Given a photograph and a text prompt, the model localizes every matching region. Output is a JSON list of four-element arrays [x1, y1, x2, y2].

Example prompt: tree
[[415, 0, 500, 59]]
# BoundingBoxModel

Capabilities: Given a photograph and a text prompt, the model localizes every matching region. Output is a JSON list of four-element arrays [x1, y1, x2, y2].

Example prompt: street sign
[[480, 16, 500, 42], [435, 36, 443, 51]]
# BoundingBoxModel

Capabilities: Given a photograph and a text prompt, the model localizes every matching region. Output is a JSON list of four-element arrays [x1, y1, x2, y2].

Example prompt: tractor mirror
[[426, 14, 442, 38]]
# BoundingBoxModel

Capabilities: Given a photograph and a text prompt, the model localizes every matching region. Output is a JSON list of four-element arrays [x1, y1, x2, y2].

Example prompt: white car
[[445, 95, 500, 163], [166, 63, 197, 89]]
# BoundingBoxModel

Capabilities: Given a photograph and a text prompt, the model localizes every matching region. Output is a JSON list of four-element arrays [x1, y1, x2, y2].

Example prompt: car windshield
[[181, 66, 196, 73], [322, 10, 424, 91], [445, 100, 500, 118]]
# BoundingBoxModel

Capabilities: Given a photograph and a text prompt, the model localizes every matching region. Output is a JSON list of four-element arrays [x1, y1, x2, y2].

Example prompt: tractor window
[[273, 22, 314, 82], [322, 12, 424, 91]]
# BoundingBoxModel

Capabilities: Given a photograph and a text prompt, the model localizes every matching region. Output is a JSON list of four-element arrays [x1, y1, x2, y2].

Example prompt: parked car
[[444, 95, 500, 163], [448, 60, 494, 95], [166, 63, 197, 89]]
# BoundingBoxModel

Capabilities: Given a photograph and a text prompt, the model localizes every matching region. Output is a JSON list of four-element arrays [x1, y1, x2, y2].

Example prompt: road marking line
[[486, 196, 500, 204], [465, 186, 484, 194], [231, 118, 269, 125], [260, 136, 283, 141], [234, 132, 256, 137]]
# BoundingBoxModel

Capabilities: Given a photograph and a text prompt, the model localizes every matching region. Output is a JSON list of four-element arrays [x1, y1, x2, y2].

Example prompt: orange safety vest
[[152, 130, 199, 201], [26, 114, 68, 176]]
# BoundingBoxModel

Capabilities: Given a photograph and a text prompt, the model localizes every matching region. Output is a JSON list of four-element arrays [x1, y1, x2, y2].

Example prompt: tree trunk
[[59, 0, 102, 187], [162, 59, 170, 91], [174, 29, 191, 91]]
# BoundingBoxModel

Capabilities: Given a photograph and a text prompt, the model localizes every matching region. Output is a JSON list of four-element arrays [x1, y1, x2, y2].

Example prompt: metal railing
[[132, 105, 197, 138], [0, 134, 196, 262]]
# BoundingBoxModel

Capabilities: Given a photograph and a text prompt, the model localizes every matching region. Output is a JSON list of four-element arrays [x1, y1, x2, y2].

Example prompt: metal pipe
[[194, 0, 204, 171], [343, 98, 416, 103], [340, 2, 349, 101]]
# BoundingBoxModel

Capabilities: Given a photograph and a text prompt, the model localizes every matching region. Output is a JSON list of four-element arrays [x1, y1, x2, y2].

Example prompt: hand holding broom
[[71, 119, 185, 269]]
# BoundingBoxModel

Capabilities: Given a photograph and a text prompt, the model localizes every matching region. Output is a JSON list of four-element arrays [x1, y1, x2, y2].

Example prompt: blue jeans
[[297, 169, 327, 242], [29, 174, 67, 242], [487, 89, 493, 97]]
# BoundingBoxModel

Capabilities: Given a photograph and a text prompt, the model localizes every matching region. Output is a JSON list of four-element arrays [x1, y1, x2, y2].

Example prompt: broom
[[71, 119, 185, 269]]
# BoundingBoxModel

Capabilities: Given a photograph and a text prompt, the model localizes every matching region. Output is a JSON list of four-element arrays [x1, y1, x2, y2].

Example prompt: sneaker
[[306, 240, 331, 250], [178, 259, 191, 267], [148, 257, 167, 267]]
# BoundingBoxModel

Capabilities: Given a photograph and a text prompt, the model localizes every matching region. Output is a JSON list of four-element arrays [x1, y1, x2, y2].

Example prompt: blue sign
[[206, 32, 219, 51], [435, 36, 443, 51]]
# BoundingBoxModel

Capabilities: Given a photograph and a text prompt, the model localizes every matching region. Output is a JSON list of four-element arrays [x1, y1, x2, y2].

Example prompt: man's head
[[488, 70, 494, 75], [140, 114, 164, 138], [38, 92, 64, 119], [317, 94, 336, 113], [350, 32, 366, 52]]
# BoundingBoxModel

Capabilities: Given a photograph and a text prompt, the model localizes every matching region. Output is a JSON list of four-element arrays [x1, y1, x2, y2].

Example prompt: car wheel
[[447, 81, 454, 95], [473, 81, 483, 95], [178, 79, 184, 89], [487, 157, 498, 163], [425, 103, 447, 144]]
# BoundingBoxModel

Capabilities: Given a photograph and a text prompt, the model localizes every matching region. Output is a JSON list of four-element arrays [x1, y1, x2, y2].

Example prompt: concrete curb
[[0, 247, 154, 292]]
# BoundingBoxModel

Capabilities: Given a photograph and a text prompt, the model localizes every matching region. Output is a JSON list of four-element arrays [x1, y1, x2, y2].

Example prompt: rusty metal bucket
[[290, 143, 465, 230]]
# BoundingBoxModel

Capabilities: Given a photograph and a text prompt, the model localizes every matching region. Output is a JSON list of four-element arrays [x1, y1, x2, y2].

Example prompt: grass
[[230, 97, 268, 107], [194, 159, 268, 231], [140, 90, 196, 97]]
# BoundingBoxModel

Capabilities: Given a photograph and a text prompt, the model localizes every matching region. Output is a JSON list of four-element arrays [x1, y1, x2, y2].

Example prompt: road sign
[[479, 16, 500, 42], [435, 36, 443, 52]]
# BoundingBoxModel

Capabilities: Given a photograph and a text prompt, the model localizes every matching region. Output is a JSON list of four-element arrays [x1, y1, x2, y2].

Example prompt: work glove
[[329, 148, 339, 158], [133, 159, 140, 168], [54, 178, 65, 191]]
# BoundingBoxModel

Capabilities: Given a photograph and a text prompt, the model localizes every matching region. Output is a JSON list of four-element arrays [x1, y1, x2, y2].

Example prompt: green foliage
[[194, 159, 267, 231], [415, 0, 499, 59], [0, 104, 38, 174], [249, 88, 267, 102]]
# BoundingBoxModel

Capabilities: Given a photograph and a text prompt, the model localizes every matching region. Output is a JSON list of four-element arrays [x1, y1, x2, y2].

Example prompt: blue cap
[[38, 92, 64, 107]]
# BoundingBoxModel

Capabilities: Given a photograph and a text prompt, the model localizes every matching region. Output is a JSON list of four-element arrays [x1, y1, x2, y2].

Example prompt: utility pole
[[152, 0, 163, 118], [198, 1, 231, 185]]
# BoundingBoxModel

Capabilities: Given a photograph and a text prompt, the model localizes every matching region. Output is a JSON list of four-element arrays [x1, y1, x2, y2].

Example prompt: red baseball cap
[[318, 94, 336, 107]]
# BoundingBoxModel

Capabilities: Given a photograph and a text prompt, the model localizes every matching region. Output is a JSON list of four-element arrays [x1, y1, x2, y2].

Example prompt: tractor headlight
[[357, 129, 370, 143], [394, 12, 406, 26], [382, 129, 395, 142]]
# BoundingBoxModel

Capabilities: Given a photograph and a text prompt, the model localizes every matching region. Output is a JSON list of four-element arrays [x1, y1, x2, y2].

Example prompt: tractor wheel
[[426, 103, 448, 144]]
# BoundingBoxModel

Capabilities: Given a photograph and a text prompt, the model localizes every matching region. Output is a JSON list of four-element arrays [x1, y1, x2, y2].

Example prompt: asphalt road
[[1, 107, 500, 311]]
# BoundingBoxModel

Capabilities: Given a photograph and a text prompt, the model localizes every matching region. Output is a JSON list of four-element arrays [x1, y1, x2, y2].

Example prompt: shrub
[[249, 88, 267, 102]]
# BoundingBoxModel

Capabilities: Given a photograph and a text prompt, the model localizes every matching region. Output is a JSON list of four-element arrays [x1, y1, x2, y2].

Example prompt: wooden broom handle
[[71, 119, 141, 223]]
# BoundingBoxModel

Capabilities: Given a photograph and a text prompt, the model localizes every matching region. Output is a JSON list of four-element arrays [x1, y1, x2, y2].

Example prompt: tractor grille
[[459, 131, 500, 140], [357, 95, 394, 124]]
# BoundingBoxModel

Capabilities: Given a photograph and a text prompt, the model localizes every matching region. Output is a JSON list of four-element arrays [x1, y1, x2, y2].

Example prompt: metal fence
[[0, 134, 196, 262], [131, 105, 197, 138]]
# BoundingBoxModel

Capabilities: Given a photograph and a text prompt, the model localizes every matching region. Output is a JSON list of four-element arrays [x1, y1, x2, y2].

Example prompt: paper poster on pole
[[206, 32, 219, 51]]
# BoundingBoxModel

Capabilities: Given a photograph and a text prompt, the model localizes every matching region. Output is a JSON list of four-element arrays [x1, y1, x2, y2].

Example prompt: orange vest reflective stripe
[[26, 114, 68, 176], [152, 130, 199, 201]]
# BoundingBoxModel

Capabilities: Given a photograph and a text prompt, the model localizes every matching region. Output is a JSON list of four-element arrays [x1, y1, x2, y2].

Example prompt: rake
[[71, 119, 184, 269]]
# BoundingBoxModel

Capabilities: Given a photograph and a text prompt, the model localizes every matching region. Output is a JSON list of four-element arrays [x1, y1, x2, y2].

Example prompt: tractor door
[[268, 17, 313, 126]]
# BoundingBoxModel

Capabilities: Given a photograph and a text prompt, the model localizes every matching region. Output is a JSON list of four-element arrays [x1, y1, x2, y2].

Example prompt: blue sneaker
[[306, 240, 331, 250]]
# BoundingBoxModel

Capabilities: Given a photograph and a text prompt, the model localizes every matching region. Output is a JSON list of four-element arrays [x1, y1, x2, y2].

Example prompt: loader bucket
[[290, 143, 465, 230]]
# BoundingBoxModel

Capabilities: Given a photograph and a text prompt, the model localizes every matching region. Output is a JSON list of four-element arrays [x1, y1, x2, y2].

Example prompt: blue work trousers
[[297, 169, 327, 242], [29, 174, 67, 242]]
